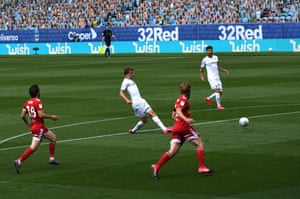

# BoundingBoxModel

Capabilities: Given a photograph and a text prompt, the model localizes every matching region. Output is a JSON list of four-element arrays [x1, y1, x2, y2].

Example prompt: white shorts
[[208, 78, 223, 90], [132, 98, 151, 117]]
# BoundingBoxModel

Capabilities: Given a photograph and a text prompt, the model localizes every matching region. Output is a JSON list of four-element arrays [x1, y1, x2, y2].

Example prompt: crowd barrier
[[1, 23, 299, 55]]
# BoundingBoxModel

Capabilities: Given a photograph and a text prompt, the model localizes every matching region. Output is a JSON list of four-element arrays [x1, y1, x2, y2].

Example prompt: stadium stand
[[0, 0, 299, 30]]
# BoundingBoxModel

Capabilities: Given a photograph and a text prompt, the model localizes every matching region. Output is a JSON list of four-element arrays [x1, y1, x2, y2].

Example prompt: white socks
[[132, 120, 144, 132], [152, 116, 166, 131], [215, 92, 221, 106], [208, 93, 216, 99], [208, 92, 221, 106]]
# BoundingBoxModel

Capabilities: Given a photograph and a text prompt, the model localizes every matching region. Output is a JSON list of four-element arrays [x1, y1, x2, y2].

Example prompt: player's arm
[[199, 67, 206, 81], [37, 110, 58, 121], [101, 33, 104, 42], [110, 30, 116, 38], [176, 108, 194, 124], [171, 108, 176, 120], [218, 63, 229, 74], [119, 90, 132, 104], [21, 108, 30, 127]]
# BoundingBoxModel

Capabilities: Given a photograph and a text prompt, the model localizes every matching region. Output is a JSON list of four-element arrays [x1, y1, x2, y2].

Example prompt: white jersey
[[120, 77, 151, 117], [120, 78, 142, 102], [201, 55, 220, 82]]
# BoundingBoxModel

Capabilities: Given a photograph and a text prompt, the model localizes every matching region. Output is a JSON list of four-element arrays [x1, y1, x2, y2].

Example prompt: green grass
[[0, 53, 300, 199]]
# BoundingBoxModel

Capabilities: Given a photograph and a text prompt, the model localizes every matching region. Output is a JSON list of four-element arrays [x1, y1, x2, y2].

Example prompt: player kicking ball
[[120, 67, 172, 134]]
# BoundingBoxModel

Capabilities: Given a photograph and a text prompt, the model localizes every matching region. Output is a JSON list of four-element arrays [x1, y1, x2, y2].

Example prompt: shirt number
[[26, 105, 37, 118]]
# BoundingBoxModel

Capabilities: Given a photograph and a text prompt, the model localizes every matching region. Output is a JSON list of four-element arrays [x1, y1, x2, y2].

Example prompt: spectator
[[0, 0, 299, 30]]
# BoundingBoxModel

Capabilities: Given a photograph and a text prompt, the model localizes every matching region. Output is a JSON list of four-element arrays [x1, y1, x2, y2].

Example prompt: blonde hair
[[180, 82, 191, 95]]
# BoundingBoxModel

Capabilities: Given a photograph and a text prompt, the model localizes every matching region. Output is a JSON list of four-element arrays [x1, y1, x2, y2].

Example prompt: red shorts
[[171, 126, 200, 144], [31, 127, 48, 141]]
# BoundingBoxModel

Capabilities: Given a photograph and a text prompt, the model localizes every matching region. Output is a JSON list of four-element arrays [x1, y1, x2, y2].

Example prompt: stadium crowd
[[0, 0, 299, 30]]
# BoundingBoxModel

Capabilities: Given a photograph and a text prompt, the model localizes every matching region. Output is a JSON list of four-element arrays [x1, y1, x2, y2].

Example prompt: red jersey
[[172, 95, 190, 131], [23, 98, 45, 131]]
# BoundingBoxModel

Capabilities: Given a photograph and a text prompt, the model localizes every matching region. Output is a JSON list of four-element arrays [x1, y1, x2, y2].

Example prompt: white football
[[239, 117, 249, 127]]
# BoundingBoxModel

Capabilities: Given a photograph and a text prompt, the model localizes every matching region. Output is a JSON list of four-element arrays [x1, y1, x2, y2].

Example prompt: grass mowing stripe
[[1, 102, 299, 145], [0, 54, 299, 199], [1, 110, 298, 151]]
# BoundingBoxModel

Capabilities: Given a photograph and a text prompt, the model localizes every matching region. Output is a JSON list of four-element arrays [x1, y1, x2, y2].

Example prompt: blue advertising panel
[[0, 30, 33, 43], [1, 39, 300, 55], [1, 23, 300, 44]]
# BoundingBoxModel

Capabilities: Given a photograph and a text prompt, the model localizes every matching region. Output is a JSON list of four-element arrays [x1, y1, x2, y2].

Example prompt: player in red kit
[[14, 84, 60, 174], [151, 82, 211, 179]]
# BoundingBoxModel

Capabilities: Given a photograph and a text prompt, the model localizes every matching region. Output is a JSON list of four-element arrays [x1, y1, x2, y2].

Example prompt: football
[[239, 117, 249, 127]]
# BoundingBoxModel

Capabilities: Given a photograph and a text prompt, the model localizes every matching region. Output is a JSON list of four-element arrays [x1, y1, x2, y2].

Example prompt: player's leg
[[190, 138, 211, 173], [208, 79, 224, 109], [44, 130, 60, 165], [105, 46, 110, 57], [105, 41, 111, 57], [152, 139, 181, 179], [205, 94, 214, 106], [216, 80, 224, 109], [205, 80, 217, 106], [148, 109, 172, 134], [129, 102, 147, 133], [129, 117, 146, 133], [14, 137, 41, 174], [187, 127, 211, 173], [105, 47, 109, 57], [104, 41, 108, 57], [215, 88, 224, 110], [18, 138, 40, 162]]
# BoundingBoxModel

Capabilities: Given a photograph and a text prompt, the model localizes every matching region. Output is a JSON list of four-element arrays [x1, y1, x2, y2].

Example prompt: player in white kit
[[200, 46, 229, 110], [120, 67, 172, 134]]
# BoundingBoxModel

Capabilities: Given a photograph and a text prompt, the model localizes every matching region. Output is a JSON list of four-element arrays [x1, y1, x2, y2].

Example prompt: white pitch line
[[193, 111, 300, 125], [1, 103, 300, 145], [0, 111, 299, 152], [192, 103, 300, 113], [0, 115, 135, 145]]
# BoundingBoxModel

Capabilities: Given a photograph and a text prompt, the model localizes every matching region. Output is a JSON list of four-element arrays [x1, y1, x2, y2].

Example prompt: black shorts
[[105, 40, 111, 47]]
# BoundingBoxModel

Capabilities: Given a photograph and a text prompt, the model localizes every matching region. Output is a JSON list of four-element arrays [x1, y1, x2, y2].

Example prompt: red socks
[[19, 147, 34, 162], [196, 147, 205, 167], [156, 152, 171, 168], [49, 141, 56, 158], [18, 141, 56, 163]]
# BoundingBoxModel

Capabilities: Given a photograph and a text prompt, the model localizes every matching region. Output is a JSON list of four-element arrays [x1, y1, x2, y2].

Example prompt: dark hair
[[29, 84, 40, 98], [124, 67, 134, 75], [206, 45, 213, 51]]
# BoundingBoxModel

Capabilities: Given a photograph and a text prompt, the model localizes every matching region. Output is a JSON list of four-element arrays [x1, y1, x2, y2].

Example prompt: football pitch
[[0, 53, 299, 198]]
